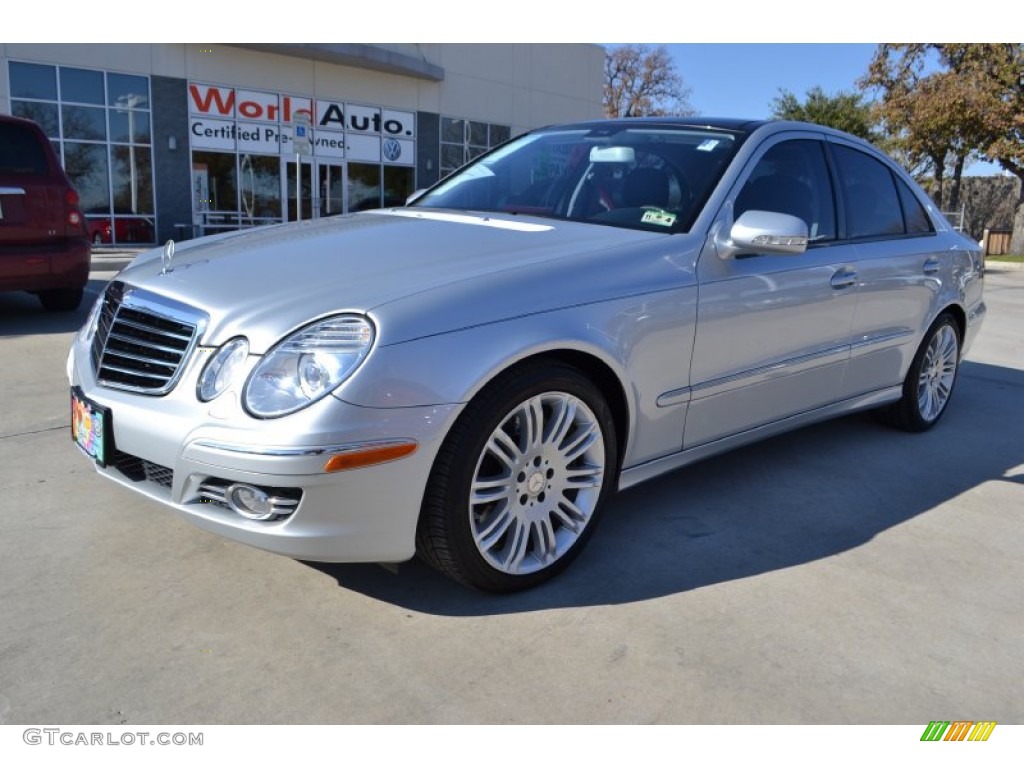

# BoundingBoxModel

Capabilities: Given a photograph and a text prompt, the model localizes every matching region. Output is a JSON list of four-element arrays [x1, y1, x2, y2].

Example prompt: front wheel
[[417, 363, 618, 592], [884, 312, 961, 432]]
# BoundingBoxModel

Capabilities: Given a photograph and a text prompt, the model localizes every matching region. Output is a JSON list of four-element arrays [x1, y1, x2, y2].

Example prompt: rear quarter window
[[0, 123, 51, 175]]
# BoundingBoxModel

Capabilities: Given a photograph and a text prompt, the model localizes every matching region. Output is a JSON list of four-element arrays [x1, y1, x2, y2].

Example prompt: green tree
[[862, 44, 1024, 250], [603, 44, 695, 118], [770, 86, 878, 142]]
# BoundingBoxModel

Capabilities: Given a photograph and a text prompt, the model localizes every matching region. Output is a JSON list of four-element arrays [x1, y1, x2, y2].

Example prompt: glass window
[[441, 144, 465, 174], [111, 146, 154, 214], [383, 166, 414, 207], [489, 124, 511, 146], [62, 105, 107, 141], [441, 117, 465, 143], [0, 122, 50, 175], [240, 154, 283, 221], [469, 121, 488, 147], [109, 109, 151, 144], [418, 126, 743, 234], [192, 151, 237, 213], [832, 144, 904, 239], [64, 143, 111, 212], [11, 100, 59, 137], [895, 176, 933, 235], [349, 163, 382, 211], [106, 74, 149, 109], [9, 61, 57, 99], [735, 139, 836, 241], [60, 67, 105, 104]]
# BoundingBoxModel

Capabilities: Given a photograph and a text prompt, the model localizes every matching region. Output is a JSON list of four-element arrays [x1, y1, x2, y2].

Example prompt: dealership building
[[1, 44, 604, 245]]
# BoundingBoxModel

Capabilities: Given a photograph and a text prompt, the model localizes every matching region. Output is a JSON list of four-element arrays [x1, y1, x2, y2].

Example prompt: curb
[[985, 259, 1024, 272]]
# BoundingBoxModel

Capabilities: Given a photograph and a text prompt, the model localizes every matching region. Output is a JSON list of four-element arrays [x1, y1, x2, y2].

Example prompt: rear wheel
[[417, 363, 618, 592], [38, 287, 84, 312], [884, 312, 961, 432]]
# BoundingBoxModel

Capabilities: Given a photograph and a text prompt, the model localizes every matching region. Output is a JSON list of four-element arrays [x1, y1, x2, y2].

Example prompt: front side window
[[734, 139, 837, 242], [417, 125, 743, 233]]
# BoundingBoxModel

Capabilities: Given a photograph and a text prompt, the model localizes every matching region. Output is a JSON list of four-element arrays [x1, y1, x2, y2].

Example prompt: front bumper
[[68, 330, 460, 563]]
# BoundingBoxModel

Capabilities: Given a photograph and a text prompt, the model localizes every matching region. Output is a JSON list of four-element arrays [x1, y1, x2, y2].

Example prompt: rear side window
[[895, 176, 934, 234], [0, 123, 50, 175], [832, 144, 903, 239]]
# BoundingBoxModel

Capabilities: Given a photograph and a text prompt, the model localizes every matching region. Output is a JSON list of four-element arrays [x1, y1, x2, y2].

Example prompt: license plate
[[71, 387, 111, 466]]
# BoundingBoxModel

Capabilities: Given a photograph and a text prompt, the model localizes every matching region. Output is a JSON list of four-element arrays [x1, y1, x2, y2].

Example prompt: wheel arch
[[483, 349, 632, 471]]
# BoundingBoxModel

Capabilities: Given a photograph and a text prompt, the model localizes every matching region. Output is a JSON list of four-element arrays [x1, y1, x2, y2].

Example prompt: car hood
[[117, 209, 674, 351]]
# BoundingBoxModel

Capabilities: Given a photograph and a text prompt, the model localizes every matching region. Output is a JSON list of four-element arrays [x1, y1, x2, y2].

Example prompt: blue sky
[[658, 43, 1003, 176], [665, 43, 876, 119]]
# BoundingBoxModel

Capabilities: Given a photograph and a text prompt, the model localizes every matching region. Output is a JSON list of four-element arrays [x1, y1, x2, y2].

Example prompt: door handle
[[830, 268, 858, 289], [923, 257, 941, 275]]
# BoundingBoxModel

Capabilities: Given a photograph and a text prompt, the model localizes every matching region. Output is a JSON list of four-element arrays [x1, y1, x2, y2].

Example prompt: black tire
[[38, 287, 84, 312], [417, 362, 618, 592], [883, 312, 961, 432]]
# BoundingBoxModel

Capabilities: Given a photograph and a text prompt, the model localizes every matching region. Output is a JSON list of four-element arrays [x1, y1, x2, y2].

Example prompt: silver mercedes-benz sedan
[[68, 118, 986, 591]]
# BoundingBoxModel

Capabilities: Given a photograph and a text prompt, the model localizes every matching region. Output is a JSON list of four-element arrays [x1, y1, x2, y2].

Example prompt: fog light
[[226, 483, 275, 520]]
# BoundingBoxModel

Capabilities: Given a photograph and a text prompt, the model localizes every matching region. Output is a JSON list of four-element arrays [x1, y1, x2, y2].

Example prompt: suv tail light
[[64, 187, 85, 234]]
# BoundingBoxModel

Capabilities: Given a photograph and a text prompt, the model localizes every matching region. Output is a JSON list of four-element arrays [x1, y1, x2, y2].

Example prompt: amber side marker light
[[324, 441, 418, 472]]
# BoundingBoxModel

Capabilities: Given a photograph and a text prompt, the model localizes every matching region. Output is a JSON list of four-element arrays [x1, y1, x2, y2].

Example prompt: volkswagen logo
[[382, 138, 402, 162]]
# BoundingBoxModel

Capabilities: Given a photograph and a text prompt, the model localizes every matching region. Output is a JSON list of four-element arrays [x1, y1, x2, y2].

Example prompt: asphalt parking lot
[[0, 262, 1021, 725]]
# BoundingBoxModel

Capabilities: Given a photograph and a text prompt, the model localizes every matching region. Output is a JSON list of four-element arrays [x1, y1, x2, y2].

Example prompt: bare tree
[[603, 45, 695, 118]]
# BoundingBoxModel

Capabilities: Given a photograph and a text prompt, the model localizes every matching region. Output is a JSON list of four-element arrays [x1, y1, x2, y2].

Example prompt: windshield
[[413, 124, 744, 233]]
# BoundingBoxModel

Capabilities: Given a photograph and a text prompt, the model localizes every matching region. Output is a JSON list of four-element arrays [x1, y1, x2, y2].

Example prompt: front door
[[686, 134, 859, 449], [284, 159, 347, 221], [316, 161, 346, 218]]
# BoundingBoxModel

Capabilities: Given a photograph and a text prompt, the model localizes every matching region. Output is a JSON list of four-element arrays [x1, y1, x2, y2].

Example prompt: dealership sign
[[188, 83, 415, 164]]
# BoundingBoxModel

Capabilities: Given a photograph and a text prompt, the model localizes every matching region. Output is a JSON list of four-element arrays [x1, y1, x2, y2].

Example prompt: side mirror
[[717, 210, 808, 259]]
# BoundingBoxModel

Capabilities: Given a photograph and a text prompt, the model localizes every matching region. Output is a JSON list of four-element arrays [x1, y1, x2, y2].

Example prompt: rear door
[[0, 119, 66, 267], [826, 139, 945, 399]]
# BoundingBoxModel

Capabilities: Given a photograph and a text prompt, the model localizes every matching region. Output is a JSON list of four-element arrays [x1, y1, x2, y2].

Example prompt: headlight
[[197, 337, 249, 402], [243, 315, 374, 418]]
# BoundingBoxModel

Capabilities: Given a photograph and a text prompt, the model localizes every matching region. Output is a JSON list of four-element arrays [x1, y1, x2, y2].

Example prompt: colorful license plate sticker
[[71, 388, 110, 466], [641, 208, 677, 227]]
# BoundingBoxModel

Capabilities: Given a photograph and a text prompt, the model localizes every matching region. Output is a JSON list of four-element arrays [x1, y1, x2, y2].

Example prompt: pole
[[296, 154, 301, 222]]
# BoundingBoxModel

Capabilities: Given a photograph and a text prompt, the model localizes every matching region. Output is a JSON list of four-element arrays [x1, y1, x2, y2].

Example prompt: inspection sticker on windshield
[[642, 209, 676, 227], [697, 139, 720, 151]]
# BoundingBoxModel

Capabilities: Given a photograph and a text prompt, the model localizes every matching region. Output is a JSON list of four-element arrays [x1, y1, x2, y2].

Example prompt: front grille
[[90, 281, 206, 395], [110, 450, 174, 488]]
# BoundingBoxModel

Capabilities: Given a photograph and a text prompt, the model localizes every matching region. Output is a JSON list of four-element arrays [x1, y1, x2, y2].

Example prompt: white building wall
[[1, 43, 605, 130]]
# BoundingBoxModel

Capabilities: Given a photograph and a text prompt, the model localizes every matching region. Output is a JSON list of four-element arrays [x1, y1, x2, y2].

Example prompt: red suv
[[1, 114, 90, 311]]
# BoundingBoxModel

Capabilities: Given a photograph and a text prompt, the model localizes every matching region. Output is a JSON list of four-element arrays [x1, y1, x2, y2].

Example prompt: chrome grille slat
[[90, 281, 206, 396], [109, 315, 193, 342], [106, 331, 192, 357], [99, 348, 179, 370], [96, 363, 171, 381]]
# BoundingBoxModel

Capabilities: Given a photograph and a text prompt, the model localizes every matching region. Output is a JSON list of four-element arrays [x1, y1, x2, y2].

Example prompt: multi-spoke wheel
[[417, 363, 617, 592], [885, 312, 961, 432]]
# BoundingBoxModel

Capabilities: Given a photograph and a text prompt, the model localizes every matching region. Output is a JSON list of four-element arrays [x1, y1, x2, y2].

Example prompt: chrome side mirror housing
[[716, 210, 809, 259]]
